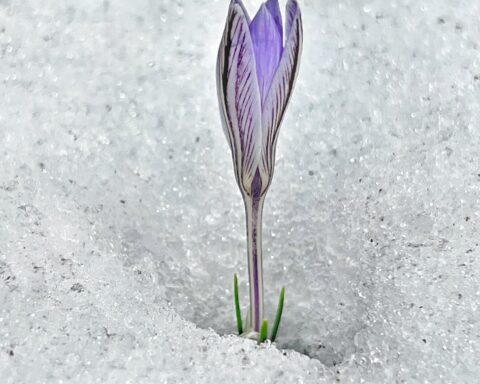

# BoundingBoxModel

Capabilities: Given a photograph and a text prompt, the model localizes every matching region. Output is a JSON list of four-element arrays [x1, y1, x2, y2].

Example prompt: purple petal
[[249, 4, 283, 105], [217, 3, 263, 194], [265, 0, 283, 40], [259, 0, 303, 184]]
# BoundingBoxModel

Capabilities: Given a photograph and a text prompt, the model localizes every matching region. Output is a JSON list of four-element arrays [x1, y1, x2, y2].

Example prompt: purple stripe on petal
[[231, 0, 251, 24]]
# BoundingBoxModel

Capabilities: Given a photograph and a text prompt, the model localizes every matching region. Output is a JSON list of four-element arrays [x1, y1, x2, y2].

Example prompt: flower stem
[[244, 193, 265, 332]]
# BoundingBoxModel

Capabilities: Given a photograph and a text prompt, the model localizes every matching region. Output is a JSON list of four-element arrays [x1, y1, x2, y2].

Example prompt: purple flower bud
[[216, 0, 303, 335], [217, 0, 303, 198]]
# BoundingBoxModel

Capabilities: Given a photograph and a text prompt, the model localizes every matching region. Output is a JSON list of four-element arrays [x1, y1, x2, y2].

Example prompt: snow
[[1, 0, 479, 382]]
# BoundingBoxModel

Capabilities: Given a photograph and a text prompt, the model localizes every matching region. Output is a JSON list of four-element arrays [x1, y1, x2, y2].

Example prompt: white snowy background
[[1, 0, 479, 382]]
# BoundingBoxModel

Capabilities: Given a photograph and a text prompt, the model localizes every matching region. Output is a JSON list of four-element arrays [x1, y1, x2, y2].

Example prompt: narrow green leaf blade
[[234, 273, 243, 334], [270, 287, 285, 342], [259, 320, 268, 344]]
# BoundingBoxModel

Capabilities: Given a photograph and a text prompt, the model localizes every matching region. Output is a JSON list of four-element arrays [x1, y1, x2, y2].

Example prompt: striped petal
[[217, 2, 263, 195], [259, 0, 303, 190], [231, 0, 251, 24], [285, 0, 299, 37]]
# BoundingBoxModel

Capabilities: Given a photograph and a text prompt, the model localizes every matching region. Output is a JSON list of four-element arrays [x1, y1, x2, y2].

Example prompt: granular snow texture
[[1, 0, 479, 383]]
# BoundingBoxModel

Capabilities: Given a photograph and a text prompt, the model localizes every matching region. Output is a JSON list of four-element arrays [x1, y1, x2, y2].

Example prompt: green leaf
[[234, 273, 243, 334], [259, 320, 268, 344], [270, 287, 285, 342]]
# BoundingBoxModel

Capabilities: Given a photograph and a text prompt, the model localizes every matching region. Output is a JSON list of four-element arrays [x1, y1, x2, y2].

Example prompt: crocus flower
[[216, 0, 303, 336]]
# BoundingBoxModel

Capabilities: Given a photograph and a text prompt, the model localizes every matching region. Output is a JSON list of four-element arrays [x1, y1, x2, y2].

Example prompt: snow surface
[[1, 0, 480, 382]]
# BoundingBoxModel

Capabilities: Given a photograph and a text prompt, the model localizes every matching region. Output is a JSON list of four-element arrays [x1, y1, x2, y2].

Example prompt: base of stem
[[240, 329, 259, 341]]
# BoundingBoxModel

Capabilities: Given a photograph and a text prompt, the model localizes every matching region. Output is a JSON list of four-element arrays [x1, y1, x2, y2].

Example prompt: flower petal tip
[[265, 0, 283, 38], [286, 0, 302, 37], [230, 0, 251, 22], [250, 2, 283, 103]]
